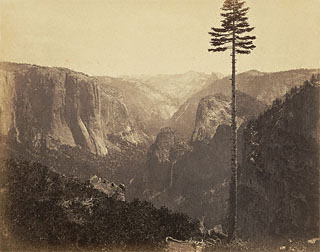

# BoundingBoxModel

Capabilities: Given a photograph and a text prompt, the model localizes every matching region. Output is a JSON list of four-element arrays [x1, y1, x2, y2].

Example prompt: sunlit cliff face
[[0, 63, 149, 156]]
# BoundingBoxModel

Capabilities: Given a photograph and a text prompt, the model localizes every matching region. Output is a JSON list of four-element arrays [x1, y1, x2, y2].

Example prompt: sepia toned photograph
[[0, 0, 319, 251]]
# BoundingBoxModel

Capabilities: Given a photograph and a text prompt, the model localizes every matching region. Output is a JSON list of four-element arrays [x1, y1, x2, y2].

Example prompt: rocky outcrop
[[237, 79, 320, 239], [89, 175, 125, 201], [191, 94, 233, 143], [0, 62, 148, 157], [191, 91, 265, 143]]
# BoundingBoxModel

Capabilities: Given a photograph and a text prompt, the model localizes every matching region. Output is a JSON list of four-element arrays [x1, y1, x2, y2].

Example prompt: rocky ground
[[165, 238, 320, 252]]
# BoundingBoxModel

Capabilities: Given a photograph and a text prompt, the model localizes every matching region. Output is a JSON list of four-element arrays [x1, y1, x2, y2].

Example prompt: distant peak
[[243, 69, 264, 76], [185, 70, 199, 74], [183, 70, 204, 76]]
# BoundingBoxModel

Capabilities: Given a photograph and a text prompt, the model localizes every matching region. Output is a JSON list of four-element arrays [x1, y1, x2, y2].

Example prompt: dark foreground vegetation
[[0, 159, 200, 251]]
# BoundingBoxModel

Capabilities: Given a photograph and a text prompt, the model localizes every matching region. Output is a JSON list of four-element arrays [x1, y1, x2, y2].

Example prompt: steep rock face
[[169, 95, 201, 140], [98, 82, 148, 147], [192, 94, 234, 142], [97, 76, 178, 136], [191, 92, 265, 143], [0, 62, 148, 157], [145, 127, 190, 192], [237, 80, 320, 239]]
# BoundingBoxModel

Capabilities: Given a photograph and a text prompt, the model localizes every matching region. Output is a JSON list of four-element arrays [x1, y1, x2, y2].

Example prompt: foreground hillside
[[0, 159, 200, 251]]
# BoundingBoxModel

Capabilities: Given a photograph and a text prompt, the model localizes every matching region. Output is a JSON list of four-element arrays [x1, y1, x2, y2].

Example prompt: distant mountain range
[[98, 71, 219, 136], [121, 71, 217, 106]]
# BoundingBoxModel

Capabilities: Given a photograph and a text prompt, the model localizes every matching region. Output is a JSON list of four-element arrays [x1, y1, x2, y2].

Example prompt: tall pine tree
[[208, 0, 256, 240]]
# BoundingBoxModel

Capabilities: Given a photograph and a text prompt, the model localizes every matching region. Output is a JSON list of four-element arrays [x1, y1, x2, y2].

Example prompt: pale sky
[[0, 0, 319, 76]]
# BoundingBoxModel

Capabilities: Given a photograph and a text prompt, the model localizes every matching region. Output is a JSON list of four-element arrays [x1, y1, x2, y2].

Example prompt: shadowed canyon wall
[[238, 81, 320, 239]]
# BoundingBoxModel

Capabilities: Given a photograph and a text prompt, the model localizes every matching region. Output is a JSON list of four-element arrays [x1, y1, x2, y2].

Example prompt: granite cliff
[[191, 92, 264, 143], [0, 62, 149, 157], [144, 127, 191, 193]]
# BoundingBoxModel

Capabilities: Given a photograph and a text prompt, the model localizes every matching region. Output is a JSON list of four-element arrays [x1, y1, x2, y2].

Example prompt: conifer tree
[[208, 0, 256, 240]]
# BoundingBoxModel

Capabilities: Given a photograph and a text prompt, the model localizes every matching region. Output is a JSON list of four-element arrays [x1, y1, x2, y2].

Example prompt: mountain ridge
[[169, 68, 320, 139]]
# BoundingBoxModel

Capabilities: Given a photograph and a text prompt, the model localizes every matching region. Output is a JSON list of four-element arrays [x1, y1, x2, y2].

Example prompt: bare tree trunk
[[169, 161, 176, 188], [231, 19, 238, 240]]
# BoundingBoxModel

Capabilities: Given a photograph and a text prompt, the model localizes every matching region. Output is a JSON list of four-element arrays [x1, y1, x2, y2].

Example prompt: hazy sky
[[0, 0, 319, 76]]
